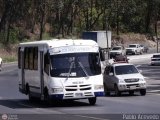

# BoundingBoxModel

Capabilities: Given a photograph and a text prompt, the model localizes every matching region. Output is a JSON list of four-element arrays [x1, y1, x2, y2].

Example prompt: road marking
[[147, 93, 160, 96], [0, 96, 3, 99], [148, 90, 160, 93], [18, 103, 34, 108], [135, 65, 141, 67], [74, 115, 110, 120], [0, 68, 17, 75]]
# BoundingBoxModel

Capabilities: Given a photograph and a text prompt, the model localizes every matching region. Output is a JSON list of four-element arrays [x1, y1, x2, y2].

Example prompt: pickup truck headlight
[[119, 79, 125, 83], [116, 52, 121, 54], [139, 78, 144, 81]]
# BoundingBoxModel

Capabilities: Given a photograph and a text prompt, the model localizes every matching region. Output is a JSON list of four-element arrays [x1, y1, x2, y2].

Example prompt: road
[[0, 55, 160, 120]]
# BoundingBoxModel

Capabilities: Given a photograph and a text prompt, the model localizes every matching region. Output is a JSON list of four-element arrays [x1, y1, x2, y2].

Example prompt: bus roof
[[19, 39, 98, 48]]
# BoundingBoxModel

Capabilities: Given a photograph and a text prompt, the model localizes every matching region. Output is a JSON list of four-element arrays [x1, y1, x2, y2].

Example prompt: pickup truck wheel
[[88, 97, 96, 105], [129, 91, 134, 95], [114, 85, 121, 96], [140, 89, 146, 96]]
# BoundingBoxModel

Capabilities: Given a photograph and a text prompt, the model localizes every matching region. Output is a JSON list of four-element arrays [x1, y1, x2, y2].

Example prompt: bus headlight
[[94, 85, 104, 90], [52, 88, 63, 93]]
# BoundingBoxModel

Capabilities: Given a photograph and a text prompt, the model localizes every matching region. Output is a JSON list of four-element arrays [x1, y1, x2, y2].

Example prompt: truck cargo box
[[82, 31, 111, 49]]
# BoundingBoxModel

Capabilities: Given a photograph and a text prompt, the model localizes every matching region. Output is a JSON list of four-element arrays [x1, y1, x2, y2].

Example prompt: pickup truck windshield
[[115, 65, 139, 75], [112, 47, 121, 50], [129, 45, 137, 48], [153, 55, 160, 58], [50, 53, 101, 77]]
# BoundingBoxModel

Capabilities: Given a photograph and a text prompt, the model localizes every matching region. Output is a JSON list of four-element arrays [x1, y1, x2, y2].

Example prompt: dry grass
[[112, 33, 156, 47], [0, 44, 17, 63]]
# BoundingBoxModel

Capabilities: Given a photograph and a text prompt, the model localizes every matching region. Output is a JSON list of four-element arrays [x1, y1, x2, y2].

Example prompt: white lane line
[[18, 103, 35, 108], [148, 90, 160, 92], [74, 115, 110, 120], [147, 93, 160, 96], [0, 96, 3, 99], [136, 65, 141, 68], [0, 68, 17, 74]]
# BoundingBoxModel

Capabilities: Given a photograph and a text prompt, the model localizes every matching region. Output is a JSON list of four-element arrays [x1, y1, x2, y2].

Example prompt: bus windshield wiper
[[78, 61, 89, 78], [66, 61, 74, 80]]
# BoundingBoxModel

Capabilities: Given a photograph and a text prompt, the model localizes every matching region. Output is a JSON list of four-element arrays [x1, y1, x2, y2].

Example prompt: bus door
[[40, 51, 44, 100], [19, 47, 25, 93]]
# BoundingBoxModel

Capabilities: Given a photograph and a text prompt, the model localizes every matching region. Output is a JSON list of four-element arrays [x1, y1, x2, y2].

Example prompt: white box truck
[[82, 31, 111, 49]]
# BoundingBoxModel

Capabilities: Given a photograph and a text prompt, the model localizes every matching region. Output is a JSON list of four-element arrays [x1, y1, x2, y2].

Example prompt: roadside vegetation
[[0, 0, 160, 62]]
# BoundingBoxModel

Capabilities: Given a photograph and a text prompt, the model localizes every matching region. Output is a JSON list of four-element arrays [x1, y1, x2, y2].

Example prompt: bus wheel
[[28, 87, 36, 102], [43, 89, 52, 105], [88, 97, 96, 105]]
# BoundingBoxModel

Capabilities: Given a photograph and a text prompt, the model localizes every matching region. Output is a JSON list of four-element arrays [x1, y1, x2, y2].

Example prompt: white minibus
[[18, 39, 104, 105]]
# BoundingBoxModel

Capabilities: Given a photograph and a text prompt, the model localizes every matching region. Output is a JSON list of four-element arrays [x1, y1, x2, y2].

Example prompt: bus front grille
[[65, 84, 92, 91]]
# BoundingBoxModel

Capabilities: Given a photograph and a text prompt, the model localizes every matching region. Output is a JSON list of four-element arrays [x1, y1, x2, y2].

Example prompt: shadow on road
[[0, 99, 92, 109]]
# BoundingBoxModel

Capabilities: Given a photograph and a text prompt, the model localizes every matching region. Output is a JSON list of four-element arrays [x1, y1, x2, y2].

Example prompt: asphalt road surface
[[0, 55, 160, 120]]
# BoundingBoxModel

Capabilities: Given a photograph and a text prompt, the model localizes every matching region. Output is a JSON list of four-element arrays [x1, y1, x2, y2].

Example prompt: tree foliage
[[1, 0, 160, 43]]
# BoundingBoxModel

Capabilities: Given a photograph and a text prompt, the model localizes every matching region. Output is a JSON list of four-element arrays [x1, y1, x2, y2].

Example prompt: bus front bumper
[[49, 91, 104, 100]]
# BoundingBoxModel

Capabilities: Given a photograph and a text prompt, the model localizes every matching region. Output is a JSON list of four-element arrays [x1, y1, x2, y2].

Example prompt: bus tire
[[28, 87, 35, 102], [88, 97, 96, 105], [43, 89, 52, 105]]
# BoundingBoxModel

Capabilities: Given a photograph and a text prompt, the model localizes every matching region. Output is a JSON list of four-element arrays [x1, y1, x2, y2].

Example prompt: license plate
[[75, 93, 83, 97], [130, 86, 136, 90]]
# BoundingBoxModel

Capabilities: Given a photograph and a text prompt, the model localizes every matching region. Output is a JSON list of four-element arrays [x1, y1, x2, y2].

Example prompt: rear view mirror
[[100, 49, 105, 61], [109, 72, 114, 76], [139, 70, 142, 73]]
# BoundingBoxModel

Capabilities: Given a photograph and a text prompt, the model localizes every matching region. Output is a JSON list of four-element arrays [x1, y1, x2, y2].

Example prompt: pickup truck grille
[[124, 79, 139, 83]]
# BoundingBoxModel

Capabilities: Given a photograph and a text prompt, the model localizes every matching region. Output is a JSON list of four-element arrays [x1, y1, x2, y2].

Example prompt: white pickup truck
[[125, 44, 142, 55], [109, 46, 125, 58]]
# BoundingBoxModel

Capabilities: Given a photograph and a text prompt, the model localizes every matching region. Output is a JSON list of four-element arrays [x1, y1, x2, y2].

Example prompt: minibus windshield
[[50, 53, 101, 77]]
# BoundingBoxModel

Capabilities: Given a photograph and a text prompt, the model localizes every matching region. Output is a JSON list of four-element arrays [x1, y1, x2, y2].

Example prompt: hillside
[[0, 33, 157, 63], [112, 33, 157, 48]]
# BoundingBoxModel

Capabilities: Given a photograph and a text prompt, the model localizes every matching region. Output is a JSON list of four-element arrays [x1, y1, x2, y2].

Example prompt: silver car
[[103, 63, 146, 96], [151, 54, 160, 65]]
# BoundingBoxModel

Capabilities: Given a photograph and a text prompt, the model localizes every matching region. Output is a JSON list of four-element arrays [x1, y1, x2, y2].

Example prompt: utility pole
[[157, 38, 159, 53], [155, 20, 159, 53], [106, 17, 110, 59]]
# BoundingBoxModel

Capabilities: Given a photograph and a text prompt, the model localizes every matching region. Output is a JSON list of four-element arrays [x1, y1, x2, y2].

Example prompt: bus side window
[[24, 47, 29, 69], [33, 47, 38, 70], [29, 47, 34, 70], [18, 47, 21, 69], [44, 52, 49, 75]]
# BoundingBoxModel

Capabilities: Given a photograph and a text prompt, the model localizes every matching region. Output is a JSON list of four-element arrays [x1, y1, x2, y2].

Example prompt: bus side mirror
[[109, 72, 114, 76], [100, 50, 105, 61], [45, 51, 50, 64]]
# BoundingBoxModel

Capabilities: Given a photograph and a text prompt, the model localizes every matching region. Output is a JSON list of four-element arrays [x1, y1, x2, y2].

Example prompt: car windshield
[[153, 55, 160, 58], [112, 47, 121, 50], [115, 65, 139, 75], [129, 45, 136, 48], [50, 53, 101, 77]]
